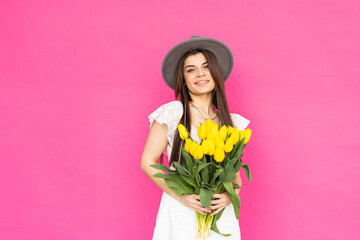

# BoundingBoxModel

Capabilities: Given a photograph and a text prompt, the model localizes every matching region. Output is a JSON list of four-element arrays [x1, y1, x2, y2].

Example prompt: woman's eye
[[187, 69, 194, 73], [204, 65, 209, 68]]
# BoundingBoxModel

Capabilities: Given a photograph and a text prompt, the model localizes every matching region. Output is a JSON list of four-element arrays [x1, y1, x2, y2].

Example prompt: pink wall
[[1, 1, 359, 239]]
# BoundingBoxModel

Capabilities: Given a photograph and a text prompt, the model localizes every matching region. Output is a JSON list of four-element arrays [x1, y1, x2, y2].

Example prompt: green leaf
[[194, 165, 200, 186], [150, 164, 175, 173], [153, 173, 167, 179], [233, 183, 243, 189], [197, 162, 211, 173], [200, 165, 210, 184], [181, 149, 194, 174], [211, 208, 231, 237], [218, 171, 226, 183], [164, 173, 195, 196], [229, 137, 241, 159], [223, 182, 241, 219], [224, 157, 238, 182], [193, 158, 203, 166], [230, 137, 245, 159], [173, 161, 189, 176], [210, 168, 224, 185], [234, 160, 241, 173], [226, 156, 238, 169], [242, 164, 251, 183], [180, 174, 198, 188], [200, 183, 216, 191], [199, 187, 213, 208]]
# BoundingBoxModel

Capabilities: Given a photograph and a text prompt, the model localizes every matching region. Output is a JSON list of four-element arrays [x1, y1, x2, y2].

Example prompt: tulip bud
[[184, 138, 192, 153], [214, 134, 225, 149], [208, 141, 215, 155], [231, 129, 240, 145], [194, 144, 204, 160], [224, 138, 233, 153], [190, 140, 198, 157], [214, 147, 225, 162], [243, 128, 252, 144], [205, 119, 213, 133], [205, 119, 213, 126], [211, 124, 219, 136], [197, 124, 207, 140], [228, 126, 234, 135], [206, 133, 215, 143], [218, 125, 228, 142], [200, 139, 209, 155], [178, 124, 188, 140], [239, 130, 244, 141]]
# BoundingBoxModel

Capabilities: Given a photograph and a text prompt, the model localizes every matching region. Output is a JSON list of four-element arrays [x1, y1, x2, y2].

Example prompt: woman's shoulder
[[230, 112, 250, 131], [160, 100, 183, 112], [148, 100, 183, 123]]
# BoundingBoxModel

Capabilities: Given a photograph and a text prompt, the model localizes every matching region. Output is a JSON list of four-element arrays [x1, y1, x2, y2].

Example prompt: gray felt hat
[[162, 36, 234, 90]]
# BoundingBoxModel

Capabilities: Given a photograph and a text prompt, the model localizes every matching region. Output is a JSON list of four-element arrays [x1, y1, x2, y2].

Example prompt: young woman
[[141, 36, 250, 240]]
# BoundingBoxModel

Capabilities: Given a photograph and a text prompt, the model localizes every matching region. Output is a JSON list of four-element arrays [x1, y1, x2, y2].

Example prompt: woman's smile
[[195, 80, 209, 86]]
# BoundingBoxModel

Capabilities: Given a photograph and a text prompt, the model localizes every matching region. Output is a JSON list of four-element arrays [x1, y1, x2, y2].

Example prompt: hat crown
[[190, 35, 201, 39]]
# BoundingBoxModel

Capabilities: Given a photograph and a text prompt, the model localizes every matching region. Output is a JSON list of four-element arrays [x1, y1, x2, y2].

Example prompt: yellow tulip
[[228, 126, 234, 135], [210, 124, 219, 136], [184, 138, 192, 153], [178, 124, 188, 140], [205, 119, 213, 133], [190, 140, 198, 157], [200, 139, 209, 155], [231, 129, 240, 145], [194, 144, 204, 160], [218, 125, 228, 142], [214, 134, 225, 149], [205, 119, 213, 126], [214, 147, 225, 162], [224, 138, 233, 153], [208, 141, 215, 155], [206, 132, 215, 141], [243, 128, 252, 144], [197, 124, 207, 140]]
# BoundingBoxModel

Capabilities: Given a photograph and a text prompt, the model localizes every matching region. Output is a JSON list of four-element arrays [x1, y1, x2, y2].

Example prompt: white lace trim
[[148, 101, 183, 155]]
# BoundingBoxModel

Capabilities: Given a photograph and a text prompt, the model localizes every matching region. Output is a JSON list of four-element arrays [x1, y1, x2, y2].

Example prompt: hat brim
[[162, 37, 234, 90]]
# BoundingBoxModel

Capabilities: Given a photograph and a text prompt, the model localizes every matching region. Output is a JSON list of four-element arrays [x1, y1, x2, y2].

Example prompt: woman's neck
[[189, 93, 215, 115]]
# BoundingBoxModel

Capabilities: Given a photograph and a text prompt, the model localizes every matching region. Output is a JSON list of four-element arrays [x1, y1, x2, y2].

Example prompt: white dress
[[148, 100, 250, 240]]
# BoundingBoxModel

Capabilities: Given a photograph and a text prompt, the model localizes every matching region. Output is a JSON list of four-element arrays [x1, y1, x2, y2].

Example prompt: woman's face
[[183, 52, 215, 96]]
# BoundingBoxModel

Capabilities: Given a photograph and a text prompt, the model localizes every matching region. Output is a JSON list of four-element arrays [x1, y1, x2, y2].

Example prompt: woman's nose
[[197, 69, 205, 77]]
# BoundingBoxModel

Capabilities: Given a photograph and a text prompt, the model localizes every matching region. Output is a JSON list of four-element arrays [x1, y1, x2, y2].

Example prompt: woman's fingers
[[210, 203, 224, 210], [210, 199, 223, 205], [210, 206, 224, 216], [190, 195, 211, 214], [193, 194, 201, 200]]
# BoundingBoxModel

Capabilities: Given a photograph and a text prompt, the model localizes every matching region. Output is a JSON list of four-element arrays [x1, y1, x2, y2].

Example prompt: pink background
[[1, 1, 359, 239]]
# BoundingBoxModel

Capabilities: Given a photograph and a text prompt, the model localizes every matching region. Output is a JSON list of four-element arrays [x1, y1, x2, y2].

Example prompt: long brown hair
[[165, 49, 236, 167]]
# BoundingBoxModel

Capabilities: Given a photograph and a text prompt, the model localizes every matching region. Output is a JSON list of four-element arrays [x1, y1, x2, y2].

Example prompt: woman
[[141, 36, 250, 239]]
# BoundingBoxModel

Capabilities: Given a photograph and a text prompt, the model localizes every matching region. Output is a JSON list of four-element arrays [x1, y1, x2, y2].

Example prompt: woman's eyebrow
[[184, 61, 208, 69]]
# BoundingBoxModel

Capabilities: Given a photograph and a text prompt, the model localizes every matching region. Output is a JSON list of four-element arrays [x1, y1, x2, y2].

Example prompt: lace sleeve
[[148, 101, 183, 152], [231, 113, 250, 131]]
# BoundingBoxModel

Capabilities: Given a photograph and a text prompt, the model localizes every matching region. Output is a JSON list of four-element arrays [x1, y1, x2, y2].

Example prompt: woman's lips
[[195, 80, 209, 85]]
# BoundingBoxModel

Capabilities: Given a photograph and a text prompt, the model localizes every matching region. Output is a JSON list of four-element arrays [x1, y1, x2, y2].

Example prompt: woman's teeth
[[196, 81, 208, 85]]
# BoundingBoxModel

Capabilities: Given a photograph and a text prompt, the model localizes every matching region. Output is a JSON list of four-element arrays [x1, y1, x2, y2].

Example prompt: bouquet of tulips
[[151, 119, 252, 240]]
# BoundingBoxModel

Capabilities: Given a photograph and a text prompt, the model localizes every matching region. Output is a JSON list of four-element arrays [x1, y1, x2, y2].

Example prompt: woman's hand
[[177, 194, 211, 215], [209, 192, 232, 216]]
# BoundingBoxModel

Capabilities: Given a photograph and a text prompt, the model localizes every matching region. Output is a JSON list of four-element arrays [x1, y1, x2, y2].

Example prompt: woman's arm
[[140, 120, 210, 215], [233, 171, 242, 195], [141, 120, 178, 199]]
